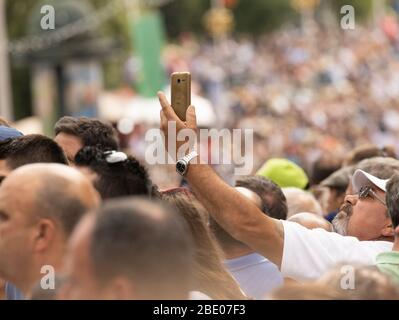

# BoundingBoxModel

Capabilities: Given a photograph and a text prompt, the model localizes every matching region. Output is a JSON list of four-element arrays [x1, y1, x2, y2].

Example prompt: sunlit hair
[[162, 189, 247, 300], [386, 174, 399, 229], [319, 265, 399, 300]]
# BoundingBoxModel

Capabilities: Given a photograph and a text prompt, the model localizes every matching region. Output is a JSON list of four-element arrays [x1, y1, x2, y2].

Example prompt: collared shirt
[[224, 253, 283, 300], [376, 251, 399, 284]]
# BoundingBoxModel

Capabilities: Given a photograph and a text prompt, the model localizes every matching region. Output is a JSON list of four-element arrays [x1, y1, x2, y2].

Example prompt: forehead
[[0, 176, 37, 219], [54, 133, 82, 158]]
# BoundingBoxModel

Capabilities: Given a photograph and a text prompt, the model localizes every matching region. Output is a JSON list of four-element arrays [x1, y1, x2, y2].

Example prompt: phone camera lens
[[177, 79, 181, 83]]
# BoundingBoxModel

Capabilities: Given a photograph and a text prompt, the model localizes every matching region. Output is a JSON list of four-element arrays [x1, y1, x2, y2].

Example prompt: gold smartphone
[[171, 72, 191, 121]]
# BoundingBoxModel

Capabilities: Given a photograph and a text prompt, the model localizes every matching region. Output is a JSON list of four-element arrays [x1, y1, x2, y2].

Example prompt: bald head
[[0, 163, 100, 295], [61, 197, 194, 300], [0, 163, 100, 236]]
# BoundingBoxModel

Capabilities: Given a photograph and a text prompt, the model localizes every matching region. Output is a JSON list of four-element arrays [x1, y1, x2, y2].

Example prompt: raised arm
[[158, 92, 285, 267]]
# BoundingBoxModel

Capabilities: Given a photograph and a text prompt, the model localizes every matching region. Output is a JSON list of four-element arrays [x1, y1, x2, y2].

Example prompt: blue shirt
[[224, 253, 283, 300], [5, 282, 24, 300]]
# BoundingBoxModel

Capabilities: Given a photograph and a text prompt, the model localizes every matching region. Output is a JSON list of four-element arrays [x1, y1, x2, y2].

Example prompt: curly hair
[[75, 146, 159, 199], [54, 116, 119, 151]]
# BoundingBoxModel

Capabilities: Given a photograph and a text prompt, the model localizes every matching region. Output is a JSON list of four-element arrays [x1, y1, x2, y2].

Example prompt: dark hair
[[90, 198, 194, 300], [163, 190, 247, 300], [211, 175, 287, 252], [386, 174, 399, 229], [235, 175, 287, 220], [0, 134, 68, 169], [75, 146, 159, 199], [310, 155, 342, 186], [320, 165, 355, 194], [54, 116, 119, 151]]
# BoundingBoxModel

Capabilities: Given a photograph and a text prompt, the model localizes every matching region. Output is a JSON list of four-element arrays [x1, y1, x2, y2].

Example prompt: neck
[[393, 238, 399, 252], [16, 243, 65, 298], [223, 245, 254, 260]]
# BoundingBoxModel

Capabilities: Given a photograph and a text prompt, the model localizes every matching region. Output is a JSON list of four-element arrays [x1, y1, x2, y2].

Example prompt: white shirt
[[281, 220, 393, 282]]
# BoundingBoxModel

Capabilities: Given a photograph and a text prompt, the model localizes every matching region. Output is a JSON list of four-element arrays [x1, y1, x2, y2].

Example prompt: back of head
[[320, 165, 355, 194], [90, 197, 194, 300], [0, 134, 68, 169], [319, 265, 399, 300], [75, 146, 159, 199], [162, 190, 246, 300], [310, 155, 342, 186], [268, 282, 345, 300], [344, 144, 397, 166], [54, 116, 119, 151], [235, 175, 288, 220], [5, 163, 99, 237], [210, 175, 288, 253], [386, 174, 399, 230], [282, 187, 323, 218]]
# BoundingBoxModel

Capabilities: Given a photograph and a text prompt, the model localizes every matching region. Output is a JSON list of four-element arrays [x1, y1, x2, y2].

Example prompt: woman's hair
[[162, 189, 247, 300], [75, 146, 159, 199]]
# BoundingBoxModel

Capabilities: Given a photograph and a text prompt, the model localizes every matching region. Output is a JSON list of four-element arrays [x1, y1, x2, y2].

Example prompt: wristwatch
[[176, 151, 198, 176]]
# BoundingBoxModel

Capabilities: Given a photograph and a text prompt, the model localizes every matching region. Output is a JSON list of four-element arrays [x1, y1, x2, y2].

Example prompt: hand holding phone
[[171, 72, 191, 121]]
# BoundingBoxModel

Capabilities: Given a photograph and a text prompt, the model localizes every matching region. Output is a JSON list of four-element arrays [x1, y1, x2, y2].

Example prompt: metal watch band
[[182, 150, 198, 164]]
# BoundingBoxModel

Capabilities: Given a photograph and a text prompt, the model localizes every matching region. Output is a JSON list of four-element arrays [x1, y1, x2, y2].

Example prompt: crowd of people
[[150, 23, 399, 184], [0, 20, 399, 300], [0, 91, 398, 299]]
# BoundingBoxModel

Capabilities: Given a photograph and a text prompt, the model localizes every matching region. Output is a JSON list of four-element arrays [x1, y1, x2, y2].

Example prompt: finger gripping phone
[[171, 72, 191, 121]]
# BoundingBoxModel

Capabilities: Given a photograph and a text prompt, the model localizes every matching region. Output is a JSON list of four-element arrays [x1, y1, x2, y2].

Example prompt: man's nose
[[344, 194, 358, 205]]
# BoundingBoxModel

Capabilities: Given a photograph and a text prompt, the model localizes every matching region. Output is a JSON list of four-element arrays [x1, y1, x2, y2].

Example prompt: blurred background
[[1, 0, 399, 187]]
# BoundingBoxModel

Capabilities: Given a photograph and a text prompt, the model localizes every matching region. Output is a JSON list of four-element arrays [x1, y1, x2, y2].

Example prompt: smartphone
[[171, 72, 191, 121]]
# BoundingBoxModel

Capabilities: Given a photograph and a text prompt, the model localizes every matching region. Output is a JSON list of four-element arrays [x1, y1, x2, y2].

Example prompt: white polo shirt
[[281, 220, 393, 282]]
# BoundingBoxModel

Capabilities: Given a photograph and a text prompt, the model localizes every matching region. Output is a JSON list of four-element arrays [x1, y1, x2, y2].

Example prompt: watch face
[[176, 161, 187, 174]]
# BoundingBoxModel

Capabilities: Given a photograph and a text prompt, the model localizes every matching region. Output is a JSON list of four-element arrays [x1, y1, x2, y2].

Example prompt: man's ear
[[381, 223, 395, 238], [34, 219, 57, 253]]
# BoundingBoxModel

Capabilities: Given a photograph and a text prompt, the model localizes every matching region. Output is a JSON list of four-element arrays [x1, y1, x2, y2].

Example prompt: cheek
[[347, 203, 385, 239]]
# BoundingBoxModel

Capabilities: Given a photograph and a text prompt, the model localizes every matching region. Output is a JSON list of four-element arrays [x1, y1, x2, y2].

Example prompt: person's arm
[[158, 92, 284, 267]]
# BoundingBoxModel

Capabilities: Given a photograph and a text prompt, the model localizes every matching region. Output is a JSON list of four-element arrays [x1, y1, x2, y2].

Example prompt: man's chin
[[332, 213, 349, 236]]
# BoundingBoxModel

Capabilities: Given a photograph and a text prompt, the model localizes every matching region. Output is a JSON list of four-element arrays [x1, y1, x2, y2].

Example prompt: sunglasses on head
[[358, 186, 386, 207]]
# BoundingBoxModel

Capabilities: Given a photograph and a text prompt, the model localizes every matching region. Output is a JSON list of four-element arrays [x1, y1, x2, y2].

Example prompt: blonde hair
[[163, 190, 247, 300]]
